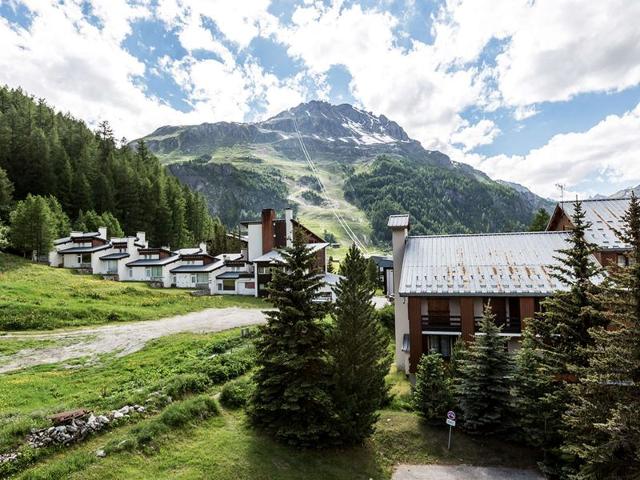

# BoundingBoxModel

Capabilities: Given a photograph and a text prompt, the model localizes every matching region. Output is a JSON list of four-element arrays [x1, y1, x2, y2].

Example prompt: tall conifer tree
[[564, 194, 640, 479], [329, 244, 389, 444], [249, 229, 336, 446]]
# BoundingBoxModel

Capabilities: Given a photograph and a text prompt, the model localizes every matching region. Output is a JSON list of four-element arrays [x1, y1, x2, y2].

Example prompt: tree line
[[412, 198, 640, 479], [0, 86, 234, 256]]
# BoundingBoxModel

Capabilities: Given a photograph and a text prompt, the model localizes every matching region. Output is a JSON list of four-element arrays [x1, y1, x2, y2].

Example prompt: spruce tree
[[455, 306, 512, 435], [564, 194, 640, 479], [511, 327, 560, 453], [529, 208, 551, 231], [0, 166, 14, 221], [328, 244, 390, 444], [249, 229, 336, 446], [528, 200, 606, 476], [413, 353, 452, 424]]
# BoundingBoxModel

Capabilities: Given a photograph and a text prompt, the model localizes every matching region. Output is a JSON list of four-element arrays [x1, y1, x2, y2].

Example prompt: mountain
[[497, 180, 555, 213], [609, 184, 640, 198], [137, 101, 548, 248]]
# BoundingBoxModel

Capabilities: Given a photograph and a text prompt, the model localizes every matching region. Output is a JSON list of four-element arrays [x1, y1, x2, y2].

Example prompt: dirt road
[[0, 307, 267, 373], [392, 465, 544, 480]]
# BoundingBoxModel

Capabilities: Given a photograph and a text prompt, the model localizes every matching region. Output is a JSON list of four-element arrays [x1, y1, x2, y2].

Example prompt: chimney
[[199, 242, 207, 254], [136, 232, 146, 247], [285, 208, 294, 247], [261, 208, 276, 254], [98, 226, 108, 240], [388, 214, 410, 371]]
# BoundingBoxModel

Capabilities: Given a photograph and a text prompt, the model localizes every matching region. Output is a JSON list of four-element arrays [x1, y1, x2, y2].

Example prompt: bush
[[376, 304, 395, 332], [108, 395, 220, 452], [220, 377, 254, 409], [203, 345, 256, 384], [412, 353, 452, 424], [161, 373, 211, 400]]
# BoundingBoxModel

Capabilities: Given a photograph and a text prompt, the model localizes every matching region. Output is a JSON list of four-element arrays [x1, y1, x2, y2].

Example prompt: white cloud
[[450, 119, 500, 152], [467, 103, 640, 198]]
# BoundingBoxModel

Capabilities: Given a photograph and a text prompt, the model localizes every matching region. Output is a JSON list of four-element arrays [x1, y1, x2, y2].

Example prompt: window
[[618, 254, 629, 267], [77, 255, 82, 264], [145, 267, 151, 279], [244, 282, 255, 289], [217, 283, 223, 291], [191, 274, 196, 284], [149, 266, 162, 278], [196, 273, 208, 284], [426, 335, 455, 358], [128, 268, 133, 278], [222, 279, 235, 291]]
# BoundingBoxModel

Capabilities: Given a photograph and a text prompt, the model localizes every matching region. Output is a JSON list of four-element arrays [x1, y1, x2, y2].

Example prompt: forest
[[345, 155, 536, 242], [0, 86, 220, 249]]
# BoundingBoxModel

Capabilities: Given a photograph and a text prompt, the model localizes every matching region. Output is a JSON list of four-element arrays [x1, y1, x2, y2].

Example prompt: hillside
[[137, 101, 548, 247]]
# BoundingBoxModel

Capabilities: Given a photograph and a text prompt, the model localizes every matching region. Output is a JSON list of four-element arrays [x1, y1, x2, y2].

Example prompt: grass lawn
[[14, 408, 538, 480], [0, 253, 267, 331], [1, 328, 539, 479]]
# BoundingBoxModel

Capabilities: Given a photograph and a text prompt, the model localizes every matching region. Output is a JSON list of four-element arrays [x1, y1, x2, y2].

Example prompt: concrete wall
[[391, 226, 410, 372], [247, 224, 262, 261]]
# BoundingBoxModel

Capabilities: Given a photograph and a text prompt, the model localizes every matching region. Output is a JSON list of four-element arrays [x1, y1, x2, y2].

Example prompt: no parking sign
[[446, 411, 456, 449]]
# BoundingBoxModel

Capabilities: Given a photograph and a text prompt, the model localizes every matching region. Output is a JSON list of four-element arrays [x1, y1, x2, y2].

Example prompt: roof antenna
[[555, 183, 565, 203]]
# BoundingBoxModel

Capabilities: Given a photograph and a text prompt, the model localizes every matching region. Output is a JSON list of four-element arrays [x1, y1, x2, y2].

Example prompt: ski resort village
[[1, 1, 640, 479]]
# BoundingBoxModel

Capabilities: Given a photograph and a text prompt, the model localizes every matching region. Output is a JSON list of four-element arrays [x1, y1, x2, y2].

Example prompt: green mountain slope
[[137, 101, 549, 250]]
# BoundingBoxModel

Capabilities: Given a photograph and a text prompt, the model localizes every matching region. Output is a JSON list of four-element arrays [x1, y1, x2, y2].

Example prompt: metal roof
[[370, 255, 393, 269], [58, 245, 111, 254], [214, 253, 243, 262], [557, 198, 630, 250], [99, 252, 130, 260], [398, 231, 574, 297], [170, 260, 224, 273], [174, 247, 206, 256], [126, 255, 180, 267], [252, 243, 329, 263], [216, 271, 254, 279], [387, 214, 410, 229]]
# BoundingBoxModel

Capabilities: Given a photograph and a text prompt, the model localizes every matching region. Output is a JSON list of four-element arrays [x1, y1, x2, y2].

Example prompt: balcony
[[474, 316, 521, 334], [421, 315, 461, 332]]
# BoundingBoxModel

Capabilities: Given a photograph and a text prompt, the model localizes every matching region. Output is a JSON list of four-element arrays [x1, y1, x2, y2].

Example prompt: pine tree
[[511, 327, 560, 451], [413, 353, 452, 424], [9, 194, 54, 259], [527, 199, 606, 477], [0, 166, 14, 221], [45, 195, 70, 238], [529, 208, 551, 231], [563, 194, 640, 479], [328, 244, 390, 444], [455, 306, 512, 435], [366, 257, 379, 290], [249, 229, 336, 446]]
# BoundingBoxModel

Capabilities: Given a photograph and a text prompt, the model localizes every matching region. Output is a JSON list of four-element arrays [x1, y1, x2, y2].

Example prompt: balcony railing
[[421, 315, 462, 332], [79, 262, 92, 269], [474, 316, 521, 334]]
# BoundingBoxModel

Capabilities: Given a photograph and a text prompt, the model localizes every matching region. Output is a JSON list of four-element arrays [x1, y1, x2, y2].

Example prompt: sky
[[0, 0, 639, 199]]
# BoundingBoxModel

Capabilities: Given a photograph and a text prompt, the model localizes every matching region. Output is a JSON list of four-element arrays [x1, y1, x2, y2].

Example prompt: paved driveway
[[392, 465, 544, 480], [0, 307, 267, 373]]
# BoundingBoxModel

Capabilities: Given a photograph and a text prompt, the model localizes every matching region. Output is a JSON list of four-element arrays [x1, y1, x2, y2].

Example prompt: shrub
[[203, 345, 256, 384], [220, 377, 254, 409], [412, 353, 452, 424], [161, 373, 211, 400], [376, 304, 395, 332]]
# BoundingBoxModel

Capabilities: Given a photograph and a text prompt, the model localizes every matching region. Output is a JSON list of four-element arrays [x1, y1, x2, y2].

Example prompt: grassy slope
[[0, 253, 266, 331], [157, 144, 378, 258], [3, 329, 538, 479], [15, 409, 537, 480]]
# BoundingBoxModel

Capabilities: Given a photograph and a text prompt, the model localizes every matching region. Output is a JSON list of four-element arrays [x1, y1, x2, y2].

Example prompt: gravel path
[[392, 465, 544, 480], [0, 307, 267, 373]]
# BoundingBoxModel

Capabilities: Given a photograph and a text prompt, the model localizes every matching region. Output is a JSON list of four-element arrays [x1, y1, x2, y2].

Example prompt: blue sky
[[0, 0, 639, 198]]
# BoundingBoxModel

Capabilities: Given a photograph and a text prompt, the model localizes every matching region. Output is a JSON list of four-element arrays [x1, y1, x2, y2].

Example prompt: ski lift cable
[[291, 115, 368, 253], [292, 116, 367, 253]]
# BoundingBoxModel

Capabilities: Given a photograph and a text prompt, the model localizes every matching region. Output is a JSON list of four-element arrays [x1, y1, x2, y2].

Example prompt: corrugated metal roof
[[252, 243, 328, 263], [387, 214, 410, 228], [399, 231, 574, 297], [558, 198, 630, 250], [216, 271, 254, 279]]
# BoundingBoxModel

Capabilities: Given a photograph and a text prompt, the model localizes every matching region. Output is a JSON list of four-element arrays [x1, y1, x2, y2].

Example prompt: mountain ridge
[[136, 101, 549, 249]]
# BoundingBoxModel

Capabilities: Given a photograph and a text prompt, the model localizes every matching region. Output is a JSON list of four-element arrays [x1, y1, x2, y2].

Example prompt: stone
[[96, 449, 106, 458]]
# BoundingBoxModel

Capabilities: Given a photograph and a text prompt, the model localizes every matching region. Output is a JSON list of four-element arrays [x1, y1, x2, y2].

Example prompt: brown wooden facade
[[406, 295, 540, 373]]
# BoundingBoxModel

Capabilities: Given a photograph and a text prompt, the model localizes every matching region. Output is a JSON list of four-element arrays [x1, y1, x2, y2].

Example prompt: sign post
[[446, 411, 456, 450]]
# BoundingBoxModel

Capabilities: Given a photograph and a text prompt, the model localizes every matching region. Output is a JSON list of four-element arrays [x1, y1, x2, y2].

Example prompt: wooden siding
[[460, 297, 475, 341], [408, 297, 422, 373]]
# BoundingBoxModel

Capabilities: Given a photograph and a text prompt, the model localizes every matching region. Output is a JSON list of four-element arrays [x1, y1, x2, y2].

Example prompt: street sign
[[446, 411, 456, 450]]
